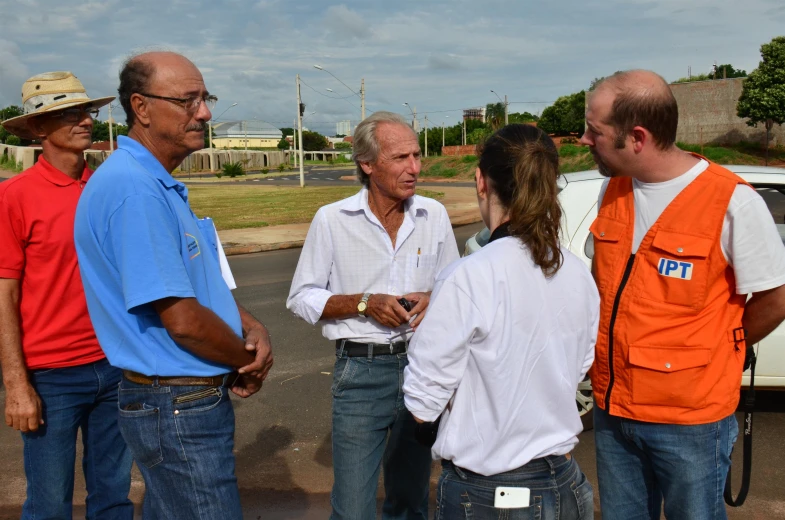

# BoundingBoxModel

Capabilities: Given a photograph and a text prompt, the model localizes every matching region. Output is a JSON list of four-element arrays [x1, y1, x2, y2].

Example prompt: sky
[[1, 0, 784, 136]]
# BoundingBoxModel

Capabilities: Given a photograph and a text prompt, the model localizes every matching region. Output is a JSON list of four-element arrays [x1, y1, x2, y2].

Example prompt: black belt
[[336, 340, 408, 357], [123, 370, 236, 387]]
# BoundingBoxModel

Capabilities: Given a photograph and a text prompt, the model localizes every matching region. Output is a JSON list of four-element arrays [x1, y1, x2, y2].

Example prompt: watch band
[[358, 292, 371, 316]]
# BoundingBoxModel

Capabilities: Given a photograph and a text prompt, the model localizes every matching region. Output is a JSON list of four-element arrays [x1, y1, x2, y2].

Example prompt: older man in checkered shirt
[[287, 111, 459, 520]]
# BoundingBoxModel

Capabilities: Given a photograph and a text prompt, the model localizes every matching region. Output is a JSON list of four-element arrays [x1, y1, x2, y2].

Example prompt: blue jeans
[[436, 456, 593, 520], [22, 358, 133, 520], [117, 376, 241, 520], [330, 350, 432, 520], [594, 406, 738, 520]]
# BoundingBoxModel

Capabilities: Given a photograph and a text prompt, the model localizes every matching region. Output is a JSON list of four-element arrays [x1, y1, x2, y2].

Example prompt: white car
[[465, 165, 785, 429]]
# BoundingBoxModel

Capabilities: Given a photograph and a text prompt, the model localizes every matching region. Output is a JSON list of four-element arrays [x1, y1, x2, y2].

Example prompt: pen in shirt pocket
[[417, 247, 420, 267]]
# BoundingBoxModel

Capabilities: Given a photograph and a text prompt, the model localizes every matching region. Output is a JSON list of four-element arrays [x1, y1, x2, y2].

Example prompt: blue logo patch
[[658, 258, 692, 280]]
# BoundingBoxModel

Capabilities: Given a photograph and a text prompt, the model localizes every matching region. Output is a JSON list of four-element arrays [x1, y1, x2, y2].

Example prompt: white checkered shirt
[[286, 187, 460, 343]]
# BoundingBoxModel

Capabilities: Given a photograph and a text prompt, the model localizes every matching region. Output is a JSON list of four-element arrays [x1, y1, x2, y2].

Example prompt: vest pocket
[[629, 345, 712, 408], [644, 231, 714, 308]]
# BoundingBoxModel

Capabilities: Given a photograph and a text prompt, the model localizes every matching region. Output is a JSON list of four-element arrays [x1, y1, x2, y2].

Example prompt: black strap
[[724, 337, 756, 507]]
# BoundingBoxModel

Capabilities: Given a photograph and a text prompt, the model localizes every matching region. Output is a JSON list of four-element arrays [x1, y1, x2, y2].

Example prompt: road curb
[[222, 214, 483, 256]]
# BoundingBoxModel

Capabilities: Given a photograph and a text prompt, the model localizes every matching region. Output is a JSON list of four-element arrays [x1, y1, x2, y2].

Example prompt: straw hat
[[1, 71, 115, 140]]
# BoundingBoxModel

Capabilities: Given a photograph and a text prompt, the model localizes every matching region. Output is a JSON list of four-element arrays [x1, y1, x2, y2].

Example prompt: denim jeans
[[594, 406, 738, 520], [330, 350, 432, 520], [117, 376, 241, 520], [21, 358, 133, 520], [436, 455, 593, 520]]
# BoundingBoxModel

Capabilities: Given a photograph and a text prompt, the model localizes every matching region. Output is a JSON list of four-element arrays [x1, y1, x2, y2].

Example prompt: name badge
[[658, 258, 693, 280]]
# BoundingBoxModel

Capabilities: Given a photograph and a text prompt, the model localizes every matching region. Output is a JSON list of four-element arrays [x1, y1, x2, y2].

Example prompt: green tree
[[538, 91, 586, 136], [277, 137, 290, 150], [485, 102, 505, 130], [302, 130, 328, 151], [737, 36, 785, 129], [6, 135, 21, 146], [715, 64, 747, 79], [91, 120, 129, 143], [0, 105, 24, 144], [279, 127, 294, 137], [334, 141, 352, 150], [508, 112, 538, 124]]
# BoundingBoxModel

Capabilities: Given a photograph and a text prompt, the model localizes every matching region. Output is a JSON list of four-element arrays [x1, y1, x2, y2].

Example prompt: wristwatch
[[358, 293, 371, 317]]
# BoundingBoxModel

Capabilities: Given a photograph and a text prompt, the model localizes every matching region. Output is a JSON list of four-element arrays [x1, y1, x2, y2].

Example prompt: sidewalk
[[219, 186, 481, 255]]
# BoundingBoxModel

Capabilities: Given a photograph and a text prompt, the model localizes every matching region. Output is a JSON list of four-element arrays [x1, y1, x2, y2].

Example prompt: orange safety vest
[[589, 160, 749, 425]]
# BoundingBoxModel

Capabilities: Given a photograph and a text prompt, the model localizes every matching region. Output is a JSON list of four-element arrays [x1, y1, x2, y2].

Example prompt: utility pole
[[108, 104, 114, 152], [360, 78, 365, 121], [209, 122, 215, 171], [412, 106, 418, 132], [424, 115, 428, 158], [297, 74, 305, 187], [504, 94, 508, 126]]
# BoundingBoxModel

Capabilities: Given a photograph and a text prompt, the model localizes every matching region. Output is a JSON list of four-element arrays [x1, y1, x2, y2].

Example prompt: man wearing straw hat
[[0, 72, 133, 518]]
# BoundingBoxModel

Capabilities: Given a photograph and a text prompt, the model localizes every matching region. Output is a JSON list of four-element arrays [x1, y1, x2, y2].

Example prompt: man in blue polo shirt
[[74, 51, 273, 520]]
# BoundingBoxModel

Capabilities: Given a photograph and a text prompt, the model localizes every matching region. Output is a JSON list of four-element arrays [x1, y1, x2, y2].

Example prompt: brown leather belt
[[123, 370, 235, 387]]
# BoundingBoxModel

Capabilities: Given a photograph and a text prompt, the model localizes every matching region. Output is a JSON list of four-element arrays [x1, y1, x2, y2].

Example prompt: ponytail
[[477, 124, 563, 277]]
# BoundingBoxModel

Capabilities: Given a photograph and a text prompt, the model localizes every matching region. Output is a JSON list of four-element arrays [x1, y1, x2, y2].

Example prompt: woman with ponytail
[[402, 124, 599, 519]]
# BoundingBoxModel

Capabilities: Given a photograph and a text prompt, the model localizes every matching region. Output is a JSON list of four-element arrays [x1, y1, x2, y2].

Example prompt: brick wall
[[442, 145, 477, 156], [670, 78, 785, 146]]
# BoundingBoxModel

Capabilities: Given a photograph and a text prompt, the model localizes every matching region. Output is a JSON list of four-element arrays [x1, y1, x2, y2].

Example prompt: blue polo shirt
[[74, 136, 241, 376]]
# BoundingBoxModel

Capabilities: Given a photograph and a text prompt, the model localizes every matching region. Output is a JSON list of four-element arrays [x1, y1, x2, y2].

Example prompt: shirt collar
[[35, 155, 92, 187], [489, 222, 511, 243], [117, 135, 183, 190], [339, 187, 429, 219]]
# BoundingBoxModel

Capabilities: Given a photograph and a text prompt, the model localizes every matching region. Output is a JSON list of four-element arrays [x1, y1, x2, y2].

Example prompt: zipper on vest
[[605, 254, 636, 410]]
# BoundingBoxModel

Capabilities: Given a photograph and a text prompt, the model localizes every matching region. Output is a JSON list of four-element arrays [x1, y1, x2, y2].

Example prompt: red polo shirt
[[0, 156, 105, 369]]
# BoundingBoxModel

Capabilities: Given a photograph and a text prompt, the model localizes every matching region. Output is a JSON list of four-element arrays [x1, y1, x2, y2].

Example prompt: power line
[[299, 78, 362, 114]]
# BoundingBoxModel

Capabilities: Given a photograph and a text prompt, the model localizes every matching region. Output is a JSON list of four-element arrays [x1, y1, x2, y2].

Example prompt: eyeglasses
[[51, 108, 99, 124], [138, 92, 218, 112]]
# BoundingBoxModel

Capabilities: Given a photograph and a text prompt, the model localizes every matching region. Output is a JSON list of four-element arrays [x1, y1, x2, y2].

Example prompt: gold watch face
[[358, 301, 367, 313]]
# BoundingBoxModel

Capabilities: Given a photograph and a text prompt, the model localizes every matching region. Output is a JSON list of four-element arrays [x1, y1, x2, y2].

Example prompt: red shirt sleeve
[[0, 184, 26, 279]]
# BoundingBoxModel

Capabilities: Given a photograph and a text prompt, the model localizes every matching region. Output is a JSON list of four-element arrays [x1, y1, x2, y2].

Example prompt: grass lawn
[[188, 185, 444, 230]]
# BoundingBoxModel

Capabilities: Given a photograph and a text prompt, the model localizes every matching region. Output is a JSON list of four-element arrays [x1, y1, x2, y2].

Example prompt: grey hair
[[352, 111, 415, 186]]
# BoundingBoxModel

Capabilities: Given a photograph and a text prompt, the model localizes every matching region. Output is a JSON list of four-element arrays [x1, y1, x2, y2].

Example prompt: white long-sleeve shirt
[[403, 236, 599, 475], [286, 187, 460, 343]]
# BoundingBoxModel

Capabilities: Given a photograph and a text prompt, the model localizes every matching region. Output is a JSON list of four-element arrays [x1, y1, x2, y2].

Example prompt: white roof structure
[[213, 120, 282, 139]]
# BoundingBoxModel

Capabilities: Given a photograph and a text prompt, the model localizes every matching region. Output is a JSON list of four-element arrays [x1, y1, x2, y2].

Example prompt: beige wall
[[0, 144, 290, 175], [213, 137, 280, 148]]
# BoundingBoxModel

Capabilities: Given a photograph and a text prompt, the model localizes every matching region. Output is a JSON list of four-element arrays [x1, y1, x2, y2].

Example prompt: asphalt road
[[189, 167, 475, 188], [222, 223, 785, 519], [1, 221, 785, 519]]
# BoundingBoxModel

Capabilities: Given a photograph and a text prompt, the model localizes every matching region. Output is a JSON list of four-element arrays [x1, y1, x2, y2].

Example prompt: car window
[[755, 187, 785, 245]]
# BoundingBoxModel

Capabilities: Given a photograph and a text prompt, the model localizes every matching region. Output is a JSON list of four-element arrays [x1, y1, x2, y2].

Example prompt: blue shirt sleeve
[[106, 194, 196, 312]]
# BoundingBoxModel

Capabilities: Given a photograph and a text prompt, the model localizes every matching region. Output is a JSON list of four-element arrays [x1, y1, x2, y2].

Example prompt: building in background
[[212, 120, 283, 148], [336, 120, 352, 136], [463, 107, 485, 122]]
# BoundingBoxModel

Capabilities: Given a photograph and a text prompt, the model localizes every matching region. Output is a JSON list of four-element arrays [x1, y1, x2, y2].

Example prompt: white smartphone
[[494, 487, 530, 508]]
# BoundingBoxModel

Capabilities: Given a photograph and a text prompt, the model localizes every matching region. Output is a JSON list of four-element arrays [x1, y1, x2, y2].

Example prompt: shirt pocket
[[405, 253, 438, 292], [641, 230, 713, 309], [629, 344, 712, 409]]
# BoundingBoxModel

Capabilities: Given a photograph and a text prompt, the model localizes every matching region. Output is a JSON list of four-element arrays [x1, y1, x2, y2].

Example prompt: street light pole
[[491, 90, 508, 126], [360, 78, 365, 121], [210, 102, 238, 172], [424, 115, 428, 158], [297, 74, 305, 187], [108, 103, 114, 152]]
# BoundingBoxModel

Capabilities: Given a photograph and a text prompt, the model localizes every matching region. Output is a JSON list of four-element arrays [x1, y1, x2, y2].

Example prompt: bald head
[[118, 52, 203, 129], [592, 69, 679, 150]]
